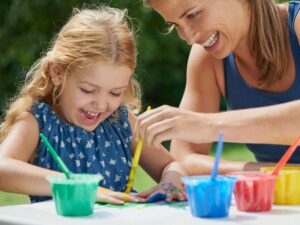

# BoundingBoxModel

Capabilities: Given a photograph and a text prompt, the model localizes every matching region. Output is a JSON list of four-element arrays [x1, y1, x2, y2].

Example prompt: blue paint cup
[[181, 176, 237, 218]]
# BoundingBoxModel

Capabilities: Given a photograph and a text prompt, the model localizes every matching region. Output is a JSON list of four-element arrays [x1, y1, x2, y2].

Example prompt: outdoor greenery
[[0, 0, 189, 114]]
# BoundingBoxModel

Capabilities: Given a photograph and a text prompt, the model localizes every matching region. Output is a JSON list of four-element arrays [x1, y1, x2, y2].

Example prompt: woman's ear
[[49, 63, 63, 85]]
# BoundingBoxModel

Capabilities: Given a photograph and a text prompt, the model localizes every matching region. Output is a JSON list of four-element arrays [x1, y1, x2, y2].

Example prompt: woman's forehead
[[151, 0, 208, 21]]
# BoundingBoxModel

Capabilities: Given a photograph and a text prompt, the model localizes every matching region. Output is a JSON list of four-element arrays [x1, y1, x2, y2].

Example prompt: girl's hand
[[96, 187, 145, 204], [136, 161, 187, 202], [136, 182, 186, 202]]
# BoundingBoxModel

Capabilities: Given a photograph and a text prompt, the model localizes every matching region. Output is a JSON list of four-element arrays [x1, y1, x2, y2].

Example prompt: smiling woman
[[138, 0, 300, 174]]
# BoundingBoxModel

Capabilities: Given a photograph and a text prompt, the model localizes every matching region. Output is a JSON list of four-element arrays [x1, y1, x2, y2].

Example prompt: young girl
[[137, 0, 300, 174], [0, 6, 185, 204]]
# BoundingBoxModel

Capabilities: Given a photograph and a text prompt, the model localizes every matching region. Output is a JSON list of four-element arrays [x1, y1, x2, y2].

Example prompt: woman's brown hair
[[248, 0, 289, 87]]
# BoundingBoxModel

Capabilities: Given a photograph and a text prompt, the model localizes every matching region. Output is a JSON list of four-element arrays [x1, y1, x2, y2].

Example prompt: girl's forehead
[[70, 62, 132, 87]]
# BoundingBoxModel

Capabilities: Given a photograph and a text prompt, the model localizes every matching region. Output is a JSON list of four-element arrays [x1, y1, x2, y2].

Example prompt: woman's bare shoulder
[[187, 44, 224, 94]]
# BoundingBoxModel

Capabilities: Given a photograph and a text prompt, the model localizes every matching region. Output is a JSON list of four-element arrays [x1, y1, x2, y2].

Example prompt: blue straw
[[211, 132, 224, 181]]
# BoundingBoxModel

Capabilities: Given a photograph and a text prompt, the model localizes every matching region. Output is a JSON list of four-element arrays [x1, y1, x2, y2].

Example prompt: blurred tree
[[0, 0, 291, 116], [0, 0, 189, 116]]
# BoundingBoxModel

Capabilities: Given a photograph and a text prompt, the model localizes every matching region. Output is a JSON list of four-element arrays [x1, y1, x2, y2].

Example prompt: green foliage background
[[0, 0, 289, 114], [0, 0, 189, 115]]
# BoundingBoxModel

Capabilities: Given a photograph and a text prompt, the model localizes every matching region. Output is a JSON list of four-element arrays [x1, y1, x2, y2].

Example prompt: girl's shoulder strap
[[31, 101, 54, 131]]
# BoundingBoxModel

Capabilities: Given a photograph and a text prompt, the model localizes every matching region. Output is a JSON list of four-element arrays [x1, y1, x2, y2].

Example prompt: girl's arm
[[0, 112, 56, 196], [128, 111, 175, 182], [0, 112, 138, 204], [128, 111, 186, 201]]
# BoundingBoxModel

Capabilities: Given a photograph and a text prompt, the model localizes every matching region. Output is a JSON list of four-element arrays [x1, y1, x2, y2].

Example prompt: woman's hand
[[96, 187, 144, 204], [136, 105, 216, 147]]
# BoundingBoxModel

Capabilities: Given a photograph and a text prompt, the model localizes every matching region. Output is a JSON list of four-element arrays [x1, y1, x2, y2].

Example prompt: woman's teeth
[[202, 32, 218, 47]]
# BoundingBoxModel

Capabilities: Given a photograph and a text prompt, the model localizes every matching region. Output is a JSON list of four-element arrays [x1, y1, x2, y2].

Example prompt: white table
[[0, 200, 299, 225]]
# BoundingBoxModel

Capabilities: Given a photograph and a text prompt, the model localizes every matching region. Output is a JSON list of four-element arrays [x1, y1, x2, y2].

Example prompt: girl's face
[[55, 62, 132, 132], [151, 0, 250, 59]]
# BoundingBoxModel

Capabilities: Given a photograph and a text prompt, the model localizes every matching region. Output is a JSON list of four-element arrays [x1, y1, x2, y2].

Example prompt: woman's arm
[[136, 101, 300, 174], [137, 45, 227, 175], [207, 100, 300, 145], [137, 45, 300, 175]]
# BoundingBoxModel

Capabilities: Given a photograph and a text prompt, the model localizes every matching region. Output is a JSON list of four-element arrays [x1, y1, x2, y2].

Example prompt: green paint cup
[[47, 174, 102, 216]]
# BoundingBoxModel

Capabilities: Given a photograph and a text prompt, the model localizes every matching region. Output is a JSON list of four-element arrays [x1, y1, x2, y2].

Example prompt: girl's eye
[[187, 11, 199, 19], [110, 92, 122, 97], [80, 88, 95, 94]]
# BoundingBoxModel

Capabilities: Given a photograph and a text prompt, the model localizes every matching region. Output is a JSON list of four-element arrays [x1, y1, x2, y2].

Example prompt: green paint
[[96, 201, 188, 209]]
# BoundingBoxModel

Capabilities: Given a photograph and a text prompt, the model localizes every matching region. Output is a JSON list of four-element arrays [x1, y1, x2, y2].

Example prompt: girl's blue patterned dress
[[30, 101, 133, 203]]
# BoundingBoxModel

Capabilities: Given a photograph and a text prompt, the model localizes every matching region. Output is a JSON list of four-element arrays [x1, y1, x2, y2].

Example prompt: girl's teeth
[[82, 110, 99, 120], [202, 32, 218, 47], [86, 111, 98, 117]]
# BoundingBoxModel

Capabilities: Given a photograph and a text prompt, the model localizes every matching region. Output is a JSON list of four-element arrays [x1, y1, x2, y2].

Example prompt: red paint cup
[[227, 172, 277, 212]]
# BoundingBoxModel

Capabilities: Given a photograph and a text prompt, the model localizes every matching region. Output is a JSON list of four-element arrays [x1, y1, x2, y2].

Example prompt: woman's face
[[150, 0, 250, 59]]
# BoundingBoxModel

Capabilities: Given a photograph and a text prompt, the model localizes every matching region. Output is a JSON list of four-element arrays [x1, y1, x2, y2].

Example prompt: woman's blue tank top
[[224, 1, 300, 163]]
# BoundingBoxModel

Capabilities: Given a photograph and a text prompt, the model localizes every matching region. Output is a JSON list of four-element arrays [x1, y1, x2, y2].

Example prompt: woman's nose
[[179, 27, 196, 46]]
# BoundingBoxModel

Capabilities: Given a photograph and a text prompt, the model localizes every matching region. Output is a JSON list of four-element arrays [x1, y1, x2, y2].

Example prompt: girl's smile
[[79, 109, 102, 127]]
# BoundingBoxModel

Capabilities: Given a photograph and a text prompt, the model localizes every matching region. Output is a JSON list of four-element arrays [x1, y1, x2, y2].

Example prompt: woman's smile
[[200, 31, 219, 48]]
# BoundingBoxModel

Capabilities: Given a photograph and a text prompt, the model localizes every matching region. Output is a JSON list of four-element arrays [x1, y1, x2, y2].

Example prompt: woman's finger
[[137, 106, 178, 140]]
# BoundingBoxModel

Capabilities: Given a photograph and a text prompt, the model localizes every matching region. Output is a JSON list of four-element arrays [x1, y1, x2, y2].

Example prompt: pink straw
[[272, 136, 300, 176]]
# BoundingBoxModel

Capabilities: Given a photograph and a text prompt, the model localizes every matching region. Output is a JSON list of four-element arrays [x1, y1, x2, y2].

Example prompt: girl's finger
[[109, 192, 141, 202], [96, 193, 124, 204]]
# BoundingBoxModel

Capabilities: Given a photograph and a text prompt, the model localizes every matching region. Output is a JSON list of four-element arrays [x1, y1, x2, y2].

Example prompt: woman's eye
[[166, 22, 176, 32], [80, 88, 94, 94], [187, 11, 198, 19]]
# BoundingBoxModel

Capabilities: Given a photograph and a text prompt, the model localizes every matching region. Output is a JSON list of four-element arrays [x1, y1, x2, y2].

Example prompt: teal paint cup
[[47, 174, 102, 216]]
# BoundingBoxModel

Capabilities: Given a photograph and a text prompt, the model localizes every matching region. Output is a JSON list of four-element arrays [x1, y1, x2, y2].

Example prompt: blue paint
[[146, 193, 167, 203]]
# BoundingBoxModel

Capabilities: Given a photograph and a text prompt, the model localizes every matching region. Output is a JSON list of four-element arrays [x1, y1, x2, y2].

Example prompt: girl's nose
[[92, 94, 108, 112]]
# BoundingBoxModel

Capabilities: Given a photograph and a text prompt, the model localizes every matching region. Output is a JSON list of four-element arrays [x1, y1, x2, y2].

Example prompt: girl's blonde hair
[[144, 0, 289, 87], [0, 6, 141, 142]]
